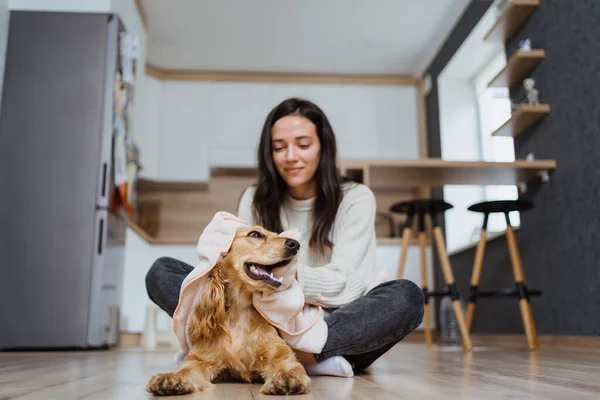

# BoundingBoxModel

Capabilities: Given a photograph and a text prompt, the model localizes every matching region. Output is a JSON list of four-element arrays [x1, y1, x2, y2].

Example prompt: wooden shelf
[[484, 0, 539, 43], [492, 104, 551, 137], [487, 49, 545, 88], [340, 158, 557, 190]]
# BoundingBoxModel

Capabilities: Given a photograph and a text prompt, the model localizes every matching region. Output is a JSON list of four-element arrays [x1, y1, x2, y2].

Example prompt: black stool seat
[[468, 199, 533, 214], [390, 199, 453, 214]]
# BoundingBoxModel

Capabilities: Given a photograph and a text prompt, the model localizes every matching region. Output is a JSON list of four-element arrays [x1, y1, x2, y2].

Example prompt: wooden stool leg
[[396, 211, 414, 279], [466, 213, 489, 331], [505, 214, 539, 350], [416, 210, 432, 347], [433, 226, 473, 351]]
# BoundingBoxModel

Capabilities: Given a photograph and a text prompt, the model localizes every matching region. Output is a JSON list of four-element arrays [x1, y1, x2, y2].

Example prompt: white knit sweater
[[236, 182, 378, 309]]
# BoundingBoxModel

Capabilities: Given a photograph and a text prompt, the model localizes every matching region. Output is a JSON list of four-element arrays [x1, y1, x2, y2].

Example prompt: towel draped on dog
[[172, 211, 328, 365]]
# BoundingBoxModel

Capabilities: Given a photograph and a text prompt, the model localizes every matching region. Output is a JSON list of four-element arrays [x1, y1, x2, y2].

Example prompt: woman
[[145, 98, 424, 376]]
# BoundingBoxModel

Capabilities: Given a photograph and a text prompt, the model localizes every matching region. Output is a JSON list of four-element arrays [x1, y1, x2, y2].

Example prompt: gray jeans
[[145, 257, 424, 372]]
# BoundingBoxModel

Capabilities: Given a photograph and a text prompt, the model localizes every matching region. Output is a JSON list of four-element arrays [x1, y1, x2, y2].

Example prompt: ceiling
[[141, 0, 471, 76]]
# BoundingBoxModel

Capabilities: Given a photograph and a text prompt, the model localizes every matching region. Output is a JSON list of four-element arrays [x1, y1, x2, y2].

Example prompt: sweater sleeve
[[236, 186, 256, 225], [297, 185, 377, 308]]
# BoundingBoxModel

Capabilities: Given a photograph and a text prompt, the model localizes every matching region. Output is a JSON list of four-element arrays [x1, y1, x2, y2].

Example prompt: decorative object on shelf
[[523, 153, 549, 185], [519, 38, 532, 51], [511, 102, 522, 111], [523, 78, 539, 105]]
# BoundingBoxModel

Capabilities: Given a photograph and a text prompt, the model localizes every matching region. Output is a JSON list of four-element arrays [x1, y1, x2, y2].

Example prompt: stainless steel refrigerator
[[0, 11, 131, 349]]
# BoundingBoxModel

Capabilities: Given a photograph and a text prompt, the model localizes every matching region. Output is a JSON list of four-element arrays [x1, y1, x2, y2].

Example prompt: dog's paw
[[261, 365, 311, 395], [146, 372, 198, 396]]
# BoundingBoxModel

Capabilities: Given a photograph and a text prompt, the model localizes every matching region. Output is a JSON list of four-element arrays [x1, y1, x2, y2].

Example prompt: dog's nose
[[284, 239, 300, 254]]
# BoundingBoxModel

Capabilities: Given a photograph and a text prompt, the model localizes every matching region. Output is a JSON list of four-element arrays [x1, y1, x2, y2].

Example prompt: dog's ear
[[188, 263, 229, 343]]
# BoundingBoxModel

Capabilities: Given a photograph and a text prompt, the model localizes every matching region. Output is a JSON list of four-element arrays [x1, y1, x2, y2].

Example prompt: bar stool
[[466, 199, 541, 350], [390, 199, 472, 351]]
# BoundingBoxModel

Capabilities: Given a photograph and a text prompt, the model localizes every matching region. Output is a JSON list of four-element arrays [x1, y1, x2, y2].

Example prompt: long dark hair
[[253, 97, 344, 254]]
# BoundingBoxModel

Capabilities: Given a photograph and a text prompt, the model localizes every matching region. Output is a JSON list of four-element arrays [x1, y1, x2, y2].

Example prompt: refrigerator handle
[[100, 162, 107, 198], [97, 218, 104, 255]]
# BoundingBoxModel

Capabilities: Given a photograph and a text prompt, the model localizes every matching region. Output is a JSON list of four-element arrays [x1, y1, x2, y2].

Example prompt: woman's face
[[271, 115, 321, 199]]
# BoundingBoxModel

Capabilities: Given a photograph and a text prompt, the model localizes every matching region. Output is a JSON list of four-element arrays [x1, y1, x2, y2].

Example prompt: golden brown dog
[[146, 226, 311, 396]]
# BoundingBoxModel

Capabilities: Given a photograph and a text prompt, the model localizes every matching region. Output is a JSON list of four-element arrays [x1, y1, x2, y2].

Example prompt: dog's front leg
[[146, 352, 223, 396], [256, 339, 311, 395]]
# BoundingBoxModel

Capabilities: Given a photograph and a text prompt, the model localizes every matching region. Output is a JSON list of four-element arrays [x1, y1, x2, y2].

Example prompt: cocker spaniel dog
[[146, 225, 311, 396]]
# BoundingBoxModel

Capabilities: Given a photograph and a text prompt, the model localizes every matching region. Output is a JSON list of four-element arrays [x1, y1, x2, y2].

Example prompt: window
[[473, 51, 520, 231]]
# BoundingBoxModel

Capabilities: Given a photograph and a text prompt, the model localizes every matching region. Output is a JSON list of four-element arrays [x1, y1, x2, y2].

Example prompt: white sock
[[303, 356, 354, 377]]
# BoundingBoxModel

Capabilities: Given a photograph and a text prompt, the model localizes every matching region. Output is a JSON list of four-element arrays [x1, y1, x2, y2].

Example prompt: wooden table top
[[340, 158, 557, 188]]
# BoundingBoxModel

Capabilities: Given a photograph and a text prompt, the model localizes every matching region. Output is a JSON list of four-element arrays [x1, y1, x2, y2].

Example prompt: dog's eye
[[248, 231, 264, 238]]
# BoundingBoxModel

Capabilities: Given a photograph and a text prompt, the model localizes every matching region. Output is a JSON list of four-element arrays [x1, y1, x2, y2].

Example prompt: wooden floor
[[2, 339, 600, 399]]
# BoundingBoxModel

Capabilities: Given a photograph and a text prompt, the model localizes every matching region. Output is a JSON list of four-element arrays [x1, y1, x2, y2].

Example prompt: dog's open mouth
[[244, 259, 290, 287]]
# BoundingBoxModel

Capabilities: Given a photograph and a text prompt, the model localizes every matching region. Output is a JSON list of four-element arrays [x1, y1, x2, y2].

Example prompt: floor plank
[[1, 341, 599, 399]]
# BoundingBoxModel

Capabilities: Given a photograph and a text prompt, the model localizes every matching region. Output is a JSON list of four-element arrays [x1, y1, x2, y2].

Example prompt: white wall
[[139, 81, 420, 180], [121, 229, 198, 332], [438, 76, 485, 252], [158, 81, 212, 181], [135, 74, 163, 179], [0, 0, 9, 108]]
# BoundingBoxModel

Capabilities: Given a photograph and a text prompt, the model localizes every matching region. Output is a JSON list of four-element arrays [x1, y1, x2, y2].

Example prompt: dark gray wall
[[449, 0, 600, 335]]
